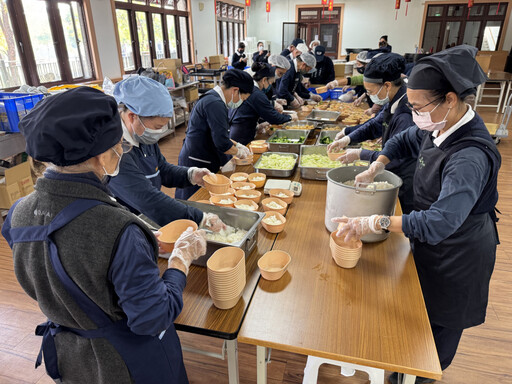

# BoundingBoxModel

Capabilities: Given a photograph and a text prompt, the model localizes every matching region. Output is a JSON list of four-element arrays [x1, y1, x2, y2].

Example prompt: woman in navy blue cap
[[309, 46, 335, 85], [109, 76, 226, 230], [2, 87, 206, 383], [229, 62, 296, 145], [328, 53, 416, 213], [176, 69, 254, 200], [333, 46, 499, 384]]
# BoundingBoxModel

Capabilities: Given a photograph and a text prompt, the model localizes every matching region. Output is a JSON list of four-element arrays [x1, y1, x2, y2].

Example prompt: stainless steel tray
[[315, 130, 341, 146], [299, 145, 341, 181], [253, 152, 298, 177], [319, 123, 345, 131], [306, 110, 341, 123], [266, 129, 309, 154], [282, 120, 317, 137]]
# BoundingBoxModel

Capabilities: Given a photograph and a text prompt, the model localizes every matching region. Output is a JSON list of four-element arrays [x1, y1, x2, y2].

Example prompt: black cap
[[19, 87, 122, 167], [408, 45, 487, 98], [291, 38, 304, 47], [222, 69, 254, 94], [363, 53, 405, 84], [314, 46, 326, 62]]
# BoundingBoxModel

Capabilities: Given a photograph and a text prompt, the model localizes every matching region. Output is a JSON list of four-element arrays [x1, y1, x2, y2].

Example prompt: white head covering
[[296, 43, 309, 55], [299, 51, 316, 69], [309, 40, 321, 49], [268, 54, 291, 70]]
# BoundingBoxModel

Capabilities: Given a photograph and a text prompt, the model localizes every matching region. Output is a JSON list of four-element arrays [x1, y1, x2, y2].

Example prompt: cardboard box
[[476, 50, 508, 72], [209, 55, 225, 64], [334, 63, 348, 77], [154, 58, 183, 85], [0, 162, 34, 209], [349, 53, 358, 62], [184, 86, 199, 102]]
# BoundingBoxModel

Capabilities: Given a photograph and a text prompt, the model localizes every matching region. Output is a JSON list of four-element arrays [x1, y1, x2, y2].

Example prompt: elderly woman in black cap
[[328, 53, 416, 213], [2, 87, 206, 384], [333, 46, 500, 384], [176, 69, 254, 199]]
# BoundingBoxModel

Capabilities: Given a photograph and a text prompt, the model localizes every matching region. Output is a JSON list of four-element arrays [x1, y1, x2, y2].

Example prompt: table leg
[[400, 373, 416, 384], [498, 80, 506, 113], [257, 346, 267, 384], [226, 339, 239, 384]]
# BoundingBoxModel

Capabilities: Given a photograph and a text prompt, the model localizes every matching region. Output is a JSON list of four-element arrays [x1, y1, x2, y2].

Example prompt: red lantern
[[405, 0, 411, 16], [327, 0, 333, 11], [266, 1, 270, 22], [395, 0, 400, 20], [245, 0, 250, 6], [321, 0, 327, 5], [497, 2, 501, 15], [468, 0, 474, 6]]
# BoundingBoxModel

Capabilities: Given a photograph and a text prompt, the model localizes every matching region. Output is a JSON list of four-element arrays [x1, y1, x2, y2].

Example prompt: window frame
[[2, 0, 96, 89], [216, 1, 245, 58]]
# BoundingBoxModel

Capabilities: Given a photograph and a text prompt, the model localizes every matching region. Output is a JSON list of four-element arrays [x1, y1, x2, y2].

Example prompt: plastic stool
[[302, 355, 385, 384]]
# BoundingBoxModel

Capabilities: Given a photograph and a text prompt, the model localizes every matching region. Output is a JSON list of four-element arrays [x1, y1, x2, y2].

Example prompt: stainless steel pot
[[325, 166, 403, 242]]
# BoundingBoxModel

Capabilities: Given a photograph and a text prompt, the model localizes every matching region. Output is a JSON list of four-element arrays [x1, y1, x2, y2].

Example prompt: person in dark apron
[[176, 69, 254, 200], [268, 54, 292, 112], [276, 52, 322, 110], [229, 63, 294, 145], [333, 46, 499, 384], [107, 76, 225, 231], [1, 87, 207, 383], [328, 53, 415, 213]]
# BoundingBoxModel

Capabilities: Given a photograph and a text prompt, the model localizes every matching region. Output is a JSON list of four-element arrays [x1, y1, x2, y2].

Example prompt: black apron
[[412, 134, 498, 329]]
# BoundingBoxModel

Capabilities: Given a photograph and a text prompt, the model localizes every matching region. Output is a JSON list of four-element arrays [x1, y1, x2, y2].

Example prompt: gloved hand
[[355, 161, 385, 184], [256, 122, 270, 134], [294, 93, 304, 106], [274, 102, 284, 113], [236, 142, 252, 159], [220, 159, 236, 173], [191, 168, 212, 186], [326, 80, 339, 90], [275, 98, 288, 106], [364, 108, 373, 116], [354, 94, 366, 107], [200, 212, 227, 232], [327, 136, 351, 153], [303, 79, 310, 88], [331, 215, 382, 243], [310, 93, 323, 102], [336, 148, 362, 164], [289, 111, 299, 121], [334, 128, 346, 140], [289, 98, 300, 109], [342, 85, 352, 92], [168, 227, 207, 275]]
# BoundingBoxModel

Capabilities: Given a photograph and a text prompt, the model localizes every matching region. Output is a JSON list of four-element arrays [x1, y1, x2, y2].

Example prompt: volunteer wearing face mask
[[2, 87, 207, 383], [268, 54, 291, 112], [253, 41, 270, 64], [108, 76, 225, 231], [333, 46, 499, 384], [309, 46, 335, 85], [231, 42, 247, 70], [176, 69, 253, 199], [277, 52, 322, 109], [229, 63, 296, 145], [326, 51, 371, 90], [327, 53, 415, 213], [280, 38, 304, 61], [309, 39, 321, 51]]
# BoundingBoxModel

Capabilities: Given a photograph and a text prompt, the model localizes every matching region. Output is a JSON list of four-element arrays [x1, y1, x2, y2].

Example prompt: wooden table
[[237, 175, 443, 383]]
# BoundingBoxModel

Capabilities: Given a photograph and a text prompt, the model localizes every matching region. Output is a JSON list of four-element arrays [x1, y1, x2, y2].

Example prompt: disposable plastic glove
[[342, 85, 352, 92], [168, 227, 207, 275], [191, 168, 212, 186], [331, 215, 382, 243], [289, 99, 300, 109], [294, 93, 304, 106], [289, 111, 299, 121], [327, 136, 351, 153], [334, 128, 346, 140], [336, 148, 362, 164], [236, 142, 252, 159], [355, 161, 385, 184], [256, 122, 270, 134], [326, 80, 339, 90], [200, 212, 227, 232], [353, 94, 366, 107], [274, 102, 284, 113], [220, 159, 236, 173], [275, 98, 288, 106], [310, 93, 323, 102]]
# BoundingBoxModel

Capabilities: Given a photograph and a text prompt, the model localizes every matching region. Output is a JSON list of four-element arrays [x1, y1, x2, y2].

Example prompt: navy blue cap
[[291, 38, 304, 47], [19, 87, 122, 166], [314, 46, 326, 62], [363, 53, 405, 84], [222, 69, 254, 94]]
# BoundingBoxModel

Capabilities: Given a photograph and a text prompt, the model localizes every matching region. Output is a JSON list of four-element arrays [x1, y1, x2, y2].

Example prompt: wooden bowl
[[233, 199, 259, 211], [248, 173, 266, 188], [230, 172, 249, 183], [159, 219, 198, 253], [209, 195, 237, 208], [231, 182, 256, 191], [203, 174, 231, 194], [269, 189, 294, 204], [327, 150, 345, 161], [261, 212, 286, 234], [315, 86, 328, 94], [235, 189, 262, 204], [209, 188, 236, 198], [261, 197, 287, 215], [233, 155, 253, 165], [258, 250, 291, 281], [249, 144, 268, 154]]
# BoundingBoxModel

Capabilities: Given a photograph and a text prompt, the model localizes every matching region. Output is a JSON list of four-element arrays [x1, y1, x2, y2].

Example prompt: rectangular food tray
[[299, 145, 340, 181], [306, 110, 341, 123], [266, 129, 309, 154], [315, 130, 341, 146], [253, 152, 298, 177]]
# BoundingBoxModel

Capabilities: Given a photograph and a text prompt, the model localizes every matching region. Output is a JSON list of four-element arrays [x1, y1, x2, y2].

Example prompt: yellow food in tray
[[360, 140, 382, 152], [285, 124, 315, 130]]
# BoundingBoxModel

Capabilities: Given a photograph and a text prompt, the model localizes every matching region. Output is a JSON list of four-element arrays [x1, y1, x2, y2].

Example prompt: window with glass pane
[[300, 10, 318, 20], [239, 23, 244, 41], [132, 0, 146, 4], [177, 0, 186, 11], [442, 21, 461, 49], [423, 21, 441, 52], [152, 14, 165, 59], [222, 3, 227, 17], [217, 21, 221, 55], [228, 22, 233, 57], [164, 0, 174, 9], [489, 3, 507, 16], [22, 0, 62, 82], [116, 9, 135, 71], [150, 0, 161, 8], [166, 15, 178, 59], [428, 6, 444, 17], [234, 22, 239, 49], [463, 21, 481, 47], [135, 12, 151, 67], [0, 0, 26, 88], [222, 21, 227, 56], [469, 5, 485, 16], [228, 5, 233, 18], [447, 5, 464, 17], [483, 21, 502, 51], [179, 16, 189, 63]]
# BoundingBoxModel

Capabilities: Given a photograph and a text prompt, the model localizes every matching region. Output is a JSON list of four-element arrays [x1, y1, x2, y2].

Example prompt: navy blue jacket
[[310, 56, 335, 85], [229, 86, 291, 145], [252, 51, 269, 63], [280, 48, 291, 57], [276, 60, 311, 103], [231, 52, 247, 70], [178, 89, 233, 172], [109, 142, 204, 227]]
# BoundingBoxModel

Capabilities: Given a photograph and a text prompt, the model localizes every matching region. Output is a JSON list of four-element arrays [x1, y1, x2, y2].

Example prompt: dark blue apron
[[8, 198, 188, 383]]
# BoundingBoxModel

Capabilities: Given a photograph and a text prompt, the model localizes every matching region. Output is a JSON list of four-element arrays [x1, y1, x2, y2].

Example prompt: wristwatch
[[378, 216, 391, 233]]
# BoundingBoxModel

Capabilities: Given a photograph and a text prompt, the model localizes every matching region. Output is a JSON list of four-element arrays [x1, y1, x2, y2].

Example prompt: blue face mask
[[262, 79, 272, 94], [136, 116, 168, 145], [227, 91, 243, 109]]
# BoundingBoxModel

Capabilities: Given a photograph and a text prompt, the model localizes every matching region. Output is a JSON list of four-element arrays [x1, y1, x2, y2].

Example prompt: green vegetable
[[301, 154, 342, 168], [257, 154, 296, 170], [269, 136, 306, 144], [320, 136, 334, 144]]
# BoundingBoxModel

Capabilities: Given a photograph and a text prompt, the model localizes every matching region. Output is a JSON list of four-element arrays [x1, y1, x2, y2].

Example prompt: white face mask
[[227, 90, 243, 109], [412, 102, 451, 132], [369, 85, 389, 106], [103, 148, 122, 177]]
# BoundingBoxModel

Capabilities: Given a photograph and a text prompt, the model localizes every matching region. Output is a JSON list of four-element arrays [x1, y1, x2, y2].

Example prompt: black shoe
[[388, 372, 436, 384]]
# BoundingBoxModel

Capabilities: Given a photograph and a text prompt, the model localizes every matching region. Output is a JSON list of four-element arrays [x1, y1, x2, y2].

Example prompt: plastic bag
[[102, 77, 115, 96]]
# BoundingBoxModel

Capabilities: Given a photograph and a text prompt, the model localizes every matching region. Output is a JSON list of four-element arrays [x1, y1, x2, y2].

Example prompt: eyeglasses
[[406, 96, 444, 116]]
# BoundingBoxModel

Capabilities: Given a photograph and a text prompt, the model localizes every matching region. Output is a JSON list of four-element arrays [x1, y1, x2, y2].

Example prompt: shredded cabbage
[[301, 154, 342, 168], [257, 154, 295, 170]]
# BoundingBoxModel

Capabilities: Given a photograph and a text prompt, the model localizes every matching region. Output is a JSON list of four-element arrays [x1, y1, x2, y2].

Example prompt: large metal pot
[[325, 166, 403, 242]]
